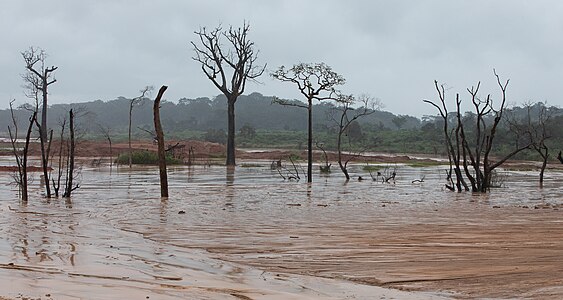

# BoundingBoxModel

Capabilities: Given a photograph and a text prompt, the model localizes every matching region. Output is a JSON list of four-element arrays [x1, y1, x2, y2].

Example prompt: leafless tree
[[21, 47, 57, 143], [22, 47, 57, 197], [192, 22, 265, 166], [271, 63, 346, 183], [315, 141, 331, 173], [424, 70, 530, 192], [7, 100, 37, 202], [62, 109, 78, 197], [153, 85, 169, 197], [98, 124, 114, 168], [128, 86, 153, 168], [506, 102, 553, 185], [330, 94, 380, 180], [52, 117, 67, 197]]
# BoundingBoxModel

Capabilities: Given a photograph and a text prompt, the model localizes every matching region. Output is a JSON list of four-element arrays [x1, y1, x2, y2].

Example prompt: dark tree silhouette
[[192, 22, 265, 166], [424, 70, 530, 192], [7, 100, 36, 202], [22, 47, 57, 197], [507, 102, 553, 185], [153, 86, 169, 198], [331, 94, 379, 180], [271, 63, 345, 183]]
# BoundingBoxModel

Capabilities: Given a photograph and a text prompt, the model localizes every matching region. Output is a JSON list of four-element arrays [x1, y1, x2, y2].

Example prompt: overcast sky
[[1, 0, 562, 117]]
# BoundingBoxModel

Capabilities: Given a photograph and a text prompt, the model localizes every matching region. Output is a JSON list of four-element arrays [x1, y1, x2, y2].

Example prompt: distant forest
[[0, 92, 421, 135], [1, 92, 562, 160]]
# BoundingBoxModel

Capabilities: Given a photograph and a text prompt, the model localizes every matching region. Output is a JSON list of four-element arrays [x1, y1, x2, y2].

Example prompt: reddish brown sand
[[1, 140, 562, 299]]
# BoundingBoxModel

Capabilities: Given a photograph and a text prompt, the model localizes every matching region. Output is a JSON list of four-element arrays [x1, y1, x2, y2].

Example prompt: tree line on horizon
[[2, 92, 561, 157]]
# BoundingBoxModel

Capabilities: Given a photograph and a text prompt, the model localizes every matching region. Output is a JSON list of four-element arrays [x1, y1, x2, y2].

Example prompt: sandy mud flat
[[0, 158, 561, 299]]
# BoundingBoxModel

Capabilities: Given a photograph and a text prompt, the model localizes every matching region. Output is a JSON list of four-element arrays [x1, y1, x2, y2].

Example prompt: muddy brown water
[[0, 158, 561, 299]]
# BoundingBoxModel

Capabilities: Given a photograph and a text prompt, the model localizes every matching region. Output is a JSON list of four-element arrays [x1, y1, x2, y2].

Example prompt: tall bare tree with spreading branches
[[271, 63, 346, 183], [331, 94, 380, 180], [424, 70, 530, 192], [192, 22, 265, 166], [22, 47, 57, 197], [506, 102, 553, 185]]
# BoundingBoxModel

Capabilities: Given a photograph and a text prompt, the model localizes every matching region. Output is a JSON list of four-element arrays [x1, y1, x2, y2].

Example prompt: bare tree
[[191, 22, 265, 166], [331, 94, 380, 180], [424, 70, 530, 192], [153, 86, 169, 197], [21, 47, 57, 144], [271, 63, 345, 183], [22, 47, 57, 197], [63, 109, 78, 197], [507, 102, 553, 185], [98, 124, 113, 168], [128, 86, 153, 168], [53, 117, 67, 197], [315, 141, 331, 173], [7, 100, 37, 202]]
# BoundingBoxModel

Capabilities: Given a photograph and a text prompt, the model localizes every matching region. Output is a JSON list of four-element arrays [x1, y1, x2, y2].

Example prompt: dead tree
[[153, 86, 169, 197], [331, 94, 379, 180], [276, 156, 303, 181], [33, 118, 54, 197], [315, 141, 331, 173], [53, 117, 67, 197], [98, 124, 113, 168], [192, 22, 265, 166], [22, 47, 57, 147], [423, 83, 467, 191], [128, 86, 153, 168], [271, 63, 345, 183], [507, 102, 553, 185], [7, 100, 37, 202], [22, 47, 57, 197], [63, 109, 78, 197], [424, 70, 530, 193]]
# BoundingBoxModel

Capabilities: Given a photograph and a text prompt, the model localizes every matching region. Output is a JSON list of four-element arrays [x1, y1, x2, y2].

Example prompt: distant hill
[[0, 92, 421, 137]]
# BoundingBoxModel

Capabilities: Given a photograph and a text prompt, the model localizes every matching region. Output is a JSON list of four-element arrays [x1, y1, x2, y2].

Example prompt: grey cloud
[[1, 0, 562, 117]]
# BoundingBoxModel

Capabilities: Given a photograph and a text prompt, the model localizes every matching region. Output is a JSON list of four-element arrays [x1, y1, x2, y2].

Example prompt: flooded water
[[0, 157, 561, 299]]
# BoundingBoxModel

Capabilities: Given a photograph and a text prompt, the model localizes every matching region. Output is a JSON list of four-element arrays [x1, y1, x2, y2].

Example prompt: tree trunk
[[539, 148, 548, 186], [108, 138, 113, 169], [307, 99, 313, 183], [63, 109, 75, 198], [128, 105, 133, 168], [153, 86, 169, 198], [54, 120, 66, 197], [226, 98, 236, 166], [41, 82, 48, 146], [21, 112, 37, 202], [336, 128, 349, 181], [36, 123, 52, 198]]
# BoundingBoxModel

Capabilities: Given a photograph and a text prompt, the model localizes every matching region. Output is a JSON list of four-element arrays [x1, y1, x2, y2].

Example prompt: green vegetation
[[406, 160, 445, 168], [115, 150, 182, 165], [1, 94, 561, 165], [362, 165, 383, 172]]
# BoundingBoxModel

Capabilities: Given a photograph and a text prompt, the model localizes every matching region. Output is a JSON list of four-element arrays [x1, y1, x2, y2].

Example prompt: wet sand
[[0, 161, 561, 299]]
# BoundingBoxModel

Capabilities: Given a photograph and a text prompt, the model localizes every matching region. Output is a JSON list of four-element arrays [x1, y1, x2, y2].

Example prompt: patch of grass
[[240, 163, 263, 168], [362, 165, 383, 172], [406, 160, 444, 167], [116, 150, 182, 165]]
